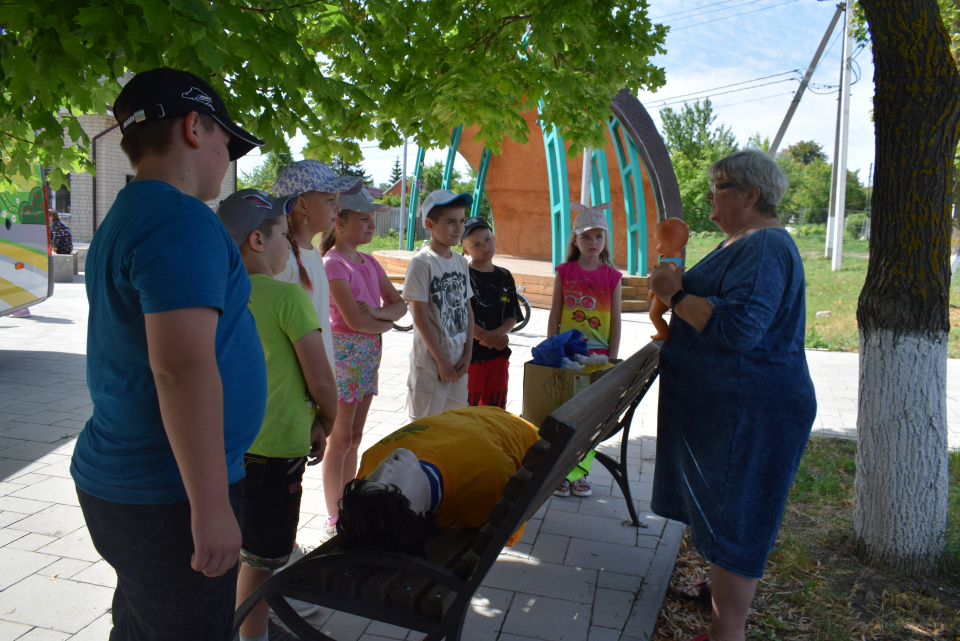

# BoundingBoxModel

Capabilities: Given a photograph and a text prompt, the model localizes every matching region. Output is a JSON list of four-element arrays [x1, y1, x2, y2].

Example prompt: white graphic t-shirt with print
[[403, 246, 474, 369]]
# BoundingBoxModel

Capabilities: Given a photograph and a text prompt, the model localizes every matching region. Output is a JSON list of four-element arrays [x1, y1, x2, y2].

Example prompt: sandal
[[554, 480, 571, 497], [673, 580, 712, 608], [571, 476, 592, 497]]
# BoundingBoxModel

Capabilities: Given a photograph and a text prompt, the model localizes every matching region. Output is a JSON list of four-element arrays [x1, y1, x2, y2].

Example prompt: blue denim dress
[[651, 228, 816, 579]]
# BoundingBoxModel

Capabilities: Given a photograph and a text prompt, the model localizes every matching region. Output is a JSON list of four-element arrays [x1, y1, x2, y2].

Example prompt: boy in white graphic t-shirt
[[403, 190, 475, 420]]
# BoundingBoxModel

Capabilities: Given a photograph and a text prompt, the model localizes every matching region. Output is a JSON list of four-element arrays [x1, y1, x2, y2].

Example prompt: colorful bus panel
[[1, 166, 53, 316]]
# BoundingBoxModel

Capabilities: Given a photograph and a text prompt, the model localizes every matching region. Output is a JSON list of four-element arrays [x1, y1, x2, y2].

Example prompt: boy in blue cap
[[404, 189, 475, 419]]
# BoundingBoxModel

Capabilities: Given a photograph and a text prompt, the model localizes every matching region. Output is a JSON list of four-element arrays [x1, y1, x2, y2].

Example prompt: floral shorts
[[333, 333, 381, 403]]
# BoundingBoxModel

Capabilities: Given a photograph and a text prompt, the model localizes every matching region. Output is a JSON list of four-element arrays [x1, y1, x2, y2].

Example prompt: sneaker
[[10, 308, 30, 317], [320, 515, 337, 542], [281, 543, 320, 617], [281, 542, 313, 569], [571, 476, 592, 497], [553, 480, 571, 497]]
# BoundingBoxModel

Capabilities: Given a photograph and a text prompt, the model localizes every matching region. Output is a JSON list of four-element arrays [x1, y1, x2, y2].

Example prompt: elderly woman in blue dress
[[647, 149, 816, 641]]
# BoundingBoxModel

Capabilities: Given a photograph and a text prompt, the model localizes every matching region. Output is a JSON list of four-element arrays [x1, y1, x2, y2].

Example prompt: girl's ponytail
[[288, 235, 313, 293]]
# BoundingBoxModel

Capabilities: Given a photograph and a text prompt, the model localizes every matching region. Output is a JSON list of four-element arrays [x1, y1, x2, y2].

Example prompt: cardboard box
[[522, 360, 620, 428]]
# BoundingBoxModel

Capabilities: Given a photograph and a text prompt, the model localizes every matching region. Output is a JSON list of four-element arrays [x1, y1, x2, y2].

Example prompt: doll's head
[[653, 218, 689, 256]]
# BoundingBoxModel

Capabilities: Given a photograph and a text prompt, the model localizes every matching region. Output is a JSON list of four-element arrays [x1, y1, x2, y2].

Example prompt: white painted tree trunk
[[854, 329, 949, 574]]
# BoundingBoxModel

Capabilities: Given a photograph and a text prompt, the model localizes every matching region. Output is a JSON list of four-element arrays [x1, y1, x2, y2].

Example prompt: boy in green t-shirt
[[216, 189, 338, 641]]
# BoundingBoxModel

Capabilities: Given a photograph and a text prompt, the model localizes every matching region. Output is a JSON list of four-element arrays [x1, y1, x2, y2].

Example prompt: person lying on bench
[[337, 405, 540, 554]]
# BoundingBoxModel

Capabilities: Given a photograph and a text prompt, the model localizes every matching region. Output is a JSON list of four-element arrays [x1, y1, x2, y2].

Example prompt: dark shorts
[[240, 454, 306, 569], [76, 482, 243, 641]]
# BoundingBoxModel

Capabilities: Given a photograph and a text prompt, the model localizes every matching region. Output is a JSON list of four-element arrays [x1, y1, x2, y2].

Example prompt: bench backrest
[[453, 341, 661, 586]]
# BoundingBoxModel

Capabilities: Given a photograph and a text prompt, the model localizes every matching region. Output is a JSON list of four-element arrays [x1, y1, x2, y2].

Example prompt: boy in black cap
[[460, 216, 523, 408], [70, 68, 265, 640]]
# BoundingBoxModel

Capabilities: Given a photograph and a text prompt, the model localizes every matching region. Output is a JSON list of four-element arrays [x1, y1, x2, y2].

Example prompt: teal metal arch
[[442, 125, 463, 190], [605, 116, 652, 275], [539, 112, 572, 268], [404, 146, 427, 250], [472, 148, 492, 220]]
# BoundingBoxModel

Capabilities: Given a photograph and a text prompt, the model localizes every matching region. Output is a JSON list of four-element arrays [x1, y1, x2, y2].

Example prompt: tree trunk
[[855, 0, 960, 575]]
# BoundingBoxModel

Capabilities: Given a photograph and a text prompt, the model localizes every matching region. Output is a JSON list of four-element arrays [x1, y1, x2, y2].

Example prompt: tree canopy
[[0, 0, 667, 189], [659, 98, 739, 232]]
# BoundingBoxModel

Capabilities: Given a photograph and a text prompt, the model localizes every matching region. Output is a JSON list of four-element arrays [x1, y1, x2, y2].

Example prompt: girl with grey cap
[[318, 187, 407, 539]]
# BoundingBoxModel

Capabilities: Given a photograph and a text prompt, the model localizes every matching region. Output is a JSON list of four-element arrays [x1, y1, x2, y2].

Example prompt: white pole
[[399, 139, 408, 251], [831, 5, 853, 272], [580, 147, 592, 204]]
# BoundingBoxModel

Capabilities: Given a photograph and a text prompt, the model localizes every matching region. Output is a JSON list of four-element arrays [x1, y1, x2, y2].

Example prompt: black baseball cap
[[113, 67, 264, 161], [462, 216, 491, 242], [216, 189, 299, 247]]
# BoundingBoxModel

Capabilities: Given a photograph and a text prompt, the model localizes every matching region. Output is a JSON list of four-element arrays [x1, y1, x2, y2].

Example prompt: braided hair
[[284, 196, 313, 293]]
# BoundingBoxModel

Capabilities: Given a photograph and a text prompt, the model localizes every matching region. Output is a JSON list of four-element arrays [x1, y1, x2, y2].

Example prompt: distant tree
[[784, 140, 828, 165], [421, 160, 460, 193], [330, 155, 373, 185], [777, 154, 867, 223], [746, 133, 771, 153], [238, 151, 293, 192], [389, 157, 403, 184], [660, 99, 739, 232]]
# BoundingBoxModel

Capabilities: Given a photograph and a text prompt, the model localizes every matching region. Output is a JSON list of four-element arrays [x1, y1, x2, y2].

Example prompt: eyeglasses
[[709, 182, 736, 194]]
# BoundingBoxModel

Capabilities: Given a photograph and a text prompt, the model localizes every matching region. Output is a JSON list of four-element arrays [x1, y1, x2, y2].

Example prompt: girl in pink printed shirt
[[547, 202, 623, 497]]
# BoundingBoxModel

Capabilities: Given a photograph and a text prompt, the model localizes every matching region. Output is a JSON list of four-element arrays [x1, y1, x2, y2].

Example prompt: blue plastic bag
[[531, 329, 590, 368]]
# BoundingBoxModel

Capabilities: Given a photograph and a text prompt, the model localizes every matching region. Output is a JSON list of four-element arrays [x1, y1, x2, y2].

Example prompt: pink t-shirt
[[323, 249, 388, 335]]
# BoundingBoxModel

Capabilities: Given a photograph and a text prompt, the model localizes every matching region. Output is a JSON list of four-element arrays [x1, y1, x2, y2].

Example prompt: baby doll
[[649, 217, 689, 341]]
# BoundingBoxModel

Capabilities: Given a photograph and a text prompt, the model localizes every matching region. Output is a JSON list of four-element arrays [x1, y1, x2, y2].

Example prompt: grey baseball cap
[[216, 188, 298, 246], [338, 186, 390, 213]]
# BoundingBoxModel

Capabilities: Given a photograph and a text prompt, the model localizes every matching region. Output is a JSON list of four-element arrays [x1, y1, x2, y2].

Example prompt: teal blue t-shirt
[[71, 181, 267, 504]]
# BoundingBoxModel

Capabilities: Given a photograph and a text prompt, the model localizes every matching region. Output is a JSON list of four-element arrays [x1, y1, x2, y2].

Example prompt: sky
[[237, 0, 876, 188]]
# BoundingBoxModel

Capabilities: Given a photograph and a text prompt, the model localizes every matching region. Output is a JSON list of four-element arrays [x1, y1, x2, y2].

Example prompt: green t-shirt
[[247, 274, 321, 458]]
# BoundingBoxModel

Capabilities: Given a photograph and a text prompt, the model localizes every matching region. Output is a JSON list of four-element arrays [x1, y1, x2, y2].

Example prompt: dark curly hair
[[337, 479, 436, 556]]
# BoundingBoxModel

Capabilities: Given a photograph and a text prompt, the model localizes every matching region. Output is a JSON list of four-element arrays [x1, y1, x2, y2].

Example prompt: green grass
[[685, 231, 960, 356]]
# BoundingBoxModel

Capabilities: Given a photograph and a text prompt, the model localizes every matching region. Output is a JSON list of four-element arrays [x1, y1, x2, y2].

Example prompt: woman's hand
[[647, 263, 684, 306]]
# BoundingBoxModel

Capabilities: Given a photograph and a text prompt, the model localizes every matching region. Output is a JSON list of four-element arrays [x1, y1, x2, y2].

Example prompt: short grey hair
[[707, 149, 788, 217]]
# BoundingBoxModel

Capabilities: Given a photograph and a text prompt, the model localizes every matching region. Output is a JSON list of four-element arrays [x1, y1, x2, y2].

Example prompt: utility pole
[[769, 3, 845, 156], [831, 4, 853, 271]]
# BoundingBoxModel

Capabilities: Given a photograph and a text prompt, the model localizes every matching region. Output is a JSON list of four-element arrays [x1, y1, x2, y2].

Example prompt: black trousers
[[76, 482, 243, 641]]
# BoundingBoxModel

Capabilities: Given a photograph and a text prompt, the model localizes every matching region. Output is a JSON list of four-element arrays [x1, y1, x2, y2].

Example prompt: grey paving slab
[[0, 575, 111, 634], [501, 593, 591, 641]]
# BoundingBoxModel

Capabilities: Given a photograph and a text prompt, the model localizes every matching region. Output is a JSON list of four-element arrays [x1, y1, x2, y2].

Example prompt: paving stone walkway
[[0, 275, 957, 641]]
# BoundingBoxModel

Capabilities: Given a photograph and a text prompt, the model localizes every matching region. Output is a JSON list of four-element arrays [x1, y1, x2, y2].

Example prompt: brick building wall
[[64, 114, 238, 243]]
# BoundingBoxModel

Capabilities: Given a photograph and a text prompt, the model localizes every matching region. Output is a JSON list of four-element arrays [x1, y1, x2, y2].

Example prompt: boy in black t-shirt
[[461, 217, 523, 408]]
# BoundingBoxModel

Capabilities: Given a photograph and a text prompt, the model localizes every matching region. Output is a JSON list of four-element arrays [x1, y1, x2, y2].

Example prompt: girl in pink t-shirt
[[547, 203, 623, 498], [319, 189, 406, 536]]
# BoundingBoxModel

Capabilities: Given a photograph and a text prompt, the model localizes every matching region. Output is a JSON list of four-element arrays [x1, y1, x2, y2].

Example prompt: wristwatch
[[669, 289, 688, 309]]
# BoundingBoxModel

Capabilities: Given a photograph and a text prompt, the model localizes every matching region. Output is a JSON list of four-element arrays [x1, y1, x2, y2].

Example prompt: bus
[[0, 166, 53, 316]]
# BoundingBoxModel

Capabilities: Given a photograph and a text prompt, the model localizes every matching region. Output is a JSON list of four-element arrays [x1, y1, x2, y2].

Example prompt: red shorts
[[467, 355, 509, 409]]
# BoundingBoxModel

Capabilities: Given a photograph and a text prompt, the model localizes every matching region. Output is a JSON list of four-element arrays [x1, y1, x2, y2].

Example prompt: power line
[[669, 0, 804, 31], [650, 0, 761, 22], [645, 70, 801, 106], [647, 77, 801, 109]]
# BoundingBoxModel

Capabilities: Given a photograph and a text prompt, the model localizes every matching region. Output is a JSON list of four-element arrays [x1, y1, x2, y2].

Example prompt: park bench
[[233, 341, 661, 641]]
